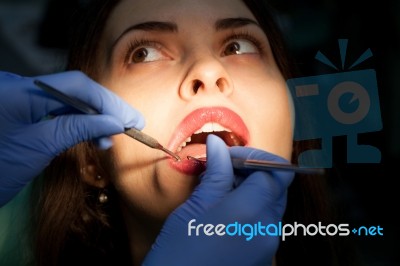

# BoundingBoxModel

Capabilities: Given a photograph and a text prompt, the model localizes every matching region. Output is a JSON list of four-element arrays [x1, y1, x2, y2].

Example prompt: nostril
[[216, 79, 223, 89], [192, 80, 202, 94]]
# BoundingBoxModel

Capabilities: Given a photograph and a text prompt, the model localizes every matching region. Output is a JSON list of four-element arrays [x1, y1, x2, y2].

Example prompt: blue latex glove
[[143, 135, 295, 266], [0, 70, 145, 206]]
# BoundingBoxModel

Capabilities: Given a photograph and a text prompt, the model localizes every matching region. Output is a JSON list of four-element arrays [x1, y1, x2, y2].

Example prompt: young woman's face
[[98, 0, 294, 220]]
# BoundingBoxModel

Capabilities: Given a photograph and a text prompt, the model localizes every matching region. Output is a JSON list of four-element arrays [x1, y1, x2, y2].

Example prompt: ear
[[80, 164, 109, 188]]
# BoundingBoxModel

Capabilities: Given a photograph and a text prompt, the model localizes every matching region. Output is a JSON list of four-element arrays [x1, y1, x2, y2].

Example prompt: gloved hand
[[143, 135, 295, 266], [0, 70, 145, 206]]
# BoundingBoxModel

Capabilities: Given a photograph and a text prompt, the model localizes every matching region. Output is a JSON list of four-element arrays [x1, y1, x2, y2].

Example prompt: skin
[[95, 0, 294, 263]]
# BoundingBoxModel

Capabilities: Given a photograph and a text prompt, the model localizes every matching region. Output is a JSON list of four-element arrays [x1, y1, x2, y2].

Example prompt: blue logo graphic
[[287, 39, 382, 167]]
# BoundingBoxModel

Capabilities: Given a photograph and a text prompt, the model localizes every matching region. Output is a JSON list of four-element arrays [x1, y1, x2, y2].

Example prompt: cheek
[[108, 134, 155, 194], [250, 95, 293, 159], [102, 69, 181, 118], [229, 67, 294, 159], [108, 133, 199, 219], [107, 135, 164, 217]]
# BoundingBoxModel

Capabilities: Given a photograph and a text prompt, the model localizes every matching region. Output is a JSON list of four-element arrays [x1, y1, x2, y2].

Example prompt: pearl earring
[[98, 192, 108, 204]]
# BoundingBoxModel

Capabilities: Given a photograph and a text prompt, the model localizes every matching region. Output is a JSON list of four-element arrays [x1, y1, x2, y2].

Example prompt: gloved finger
[[92, 137, 114, 150], [0, 71, 23, 79], [1, 113, 125, 185], [230, 146, 294, 188], [213, 171, 289, 224], [35, 71, 145, 129], [0, 72, 83, 124], [29, 114, 125, 155], [230, 146, 289, 163], [176, 135, 235, 217], [0, 76, 59, 123], [150, 136, 236, 258], [197, 134, 235, 194]]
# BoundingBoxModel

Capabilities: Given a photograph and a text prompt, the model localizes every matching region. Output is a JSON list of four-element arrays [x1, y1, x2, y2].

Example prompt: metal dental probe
[[187, 156, 324, 175], [34, 79, 181, 161]]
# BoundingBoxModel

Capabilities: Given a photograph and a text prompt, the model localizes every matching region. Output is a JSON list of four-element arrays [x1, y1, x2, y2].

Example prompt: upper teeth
[[177, 122, 232, 152], [194, 122, 231, 134]]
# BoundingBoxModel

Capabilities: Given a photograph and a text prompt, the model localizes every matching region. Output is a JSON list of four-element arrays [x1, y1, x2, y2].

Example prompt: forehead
[[105, 0, 255, 38]]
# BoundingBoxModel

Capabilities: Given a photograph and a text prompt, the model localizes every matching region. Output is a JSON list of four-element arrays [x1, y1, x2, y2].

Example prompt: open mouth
[[168, 107, 249, 175], [177, 123, 245, 152]]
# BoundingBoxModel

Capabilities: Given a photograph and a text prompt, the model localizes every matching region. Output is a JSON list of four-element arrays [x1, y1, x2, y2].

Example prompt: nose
[[179, 55, 233, 99]]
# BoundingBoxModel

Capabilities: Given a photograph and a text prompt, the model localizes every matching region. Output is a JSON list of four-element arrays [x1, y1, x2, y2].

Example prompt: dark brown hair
[[32, 0, 357, 265]]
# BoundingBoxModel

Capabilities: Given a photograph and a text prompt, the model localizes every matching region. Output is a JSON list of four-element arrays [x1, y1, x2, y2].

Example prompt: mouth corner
[[169, 152, 207, 175]]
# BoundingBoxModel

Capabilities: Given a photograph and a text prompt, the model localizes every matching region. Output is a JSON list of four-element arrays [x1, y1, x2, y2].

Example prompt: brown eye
[[132, 48, 149, 63], [222, 39, 259, 56], [224, 42, 241, 56], [126, 43, 170, 65]]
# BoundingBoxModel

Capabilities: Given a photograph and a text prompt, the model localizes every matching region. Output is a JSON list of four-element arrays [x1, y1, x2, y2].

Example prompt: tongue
[[178, 144, 207, 160]]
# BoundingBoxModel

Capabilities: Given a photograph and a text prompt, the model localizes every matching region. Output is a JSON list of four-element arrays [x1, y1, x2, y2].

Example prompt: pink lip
[[168, 107, 250, 175]]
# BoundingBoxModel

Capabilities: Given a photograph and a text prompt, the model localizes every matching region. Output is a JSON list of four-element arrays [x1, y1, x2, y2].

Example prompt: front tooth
[[212, 123, 228, 132], [195, 122, 232, 134], [202, 122, 213, 133], [186, 136, 191, 143]]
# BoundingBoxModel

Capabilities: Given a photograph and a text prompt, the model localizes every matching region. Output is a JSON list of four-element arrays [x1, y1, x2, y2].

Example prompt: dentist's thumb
[[183, 135, 235, 214]]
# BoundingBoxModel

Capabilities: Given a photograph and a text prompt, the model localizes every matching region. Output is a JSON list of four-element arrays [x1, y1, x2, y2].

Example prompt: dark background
[[269, 1, 399, 265], [0, 0, 398, 265]]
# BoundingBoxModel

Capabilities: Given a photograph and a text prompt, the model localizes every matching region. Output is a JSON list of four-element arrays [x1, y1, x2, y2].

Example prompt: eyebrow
[[111, 17, 259, 52], [215, 17, 259, 30], [111, 21, 177, 48]]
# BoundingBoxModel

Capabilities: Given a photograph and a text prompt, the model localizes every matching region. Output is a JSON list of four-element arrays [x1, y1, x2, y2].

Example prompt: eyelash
[[222, 31, 264, 54], [123, 39, 161, 64], [123, 31, 264, 64]]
